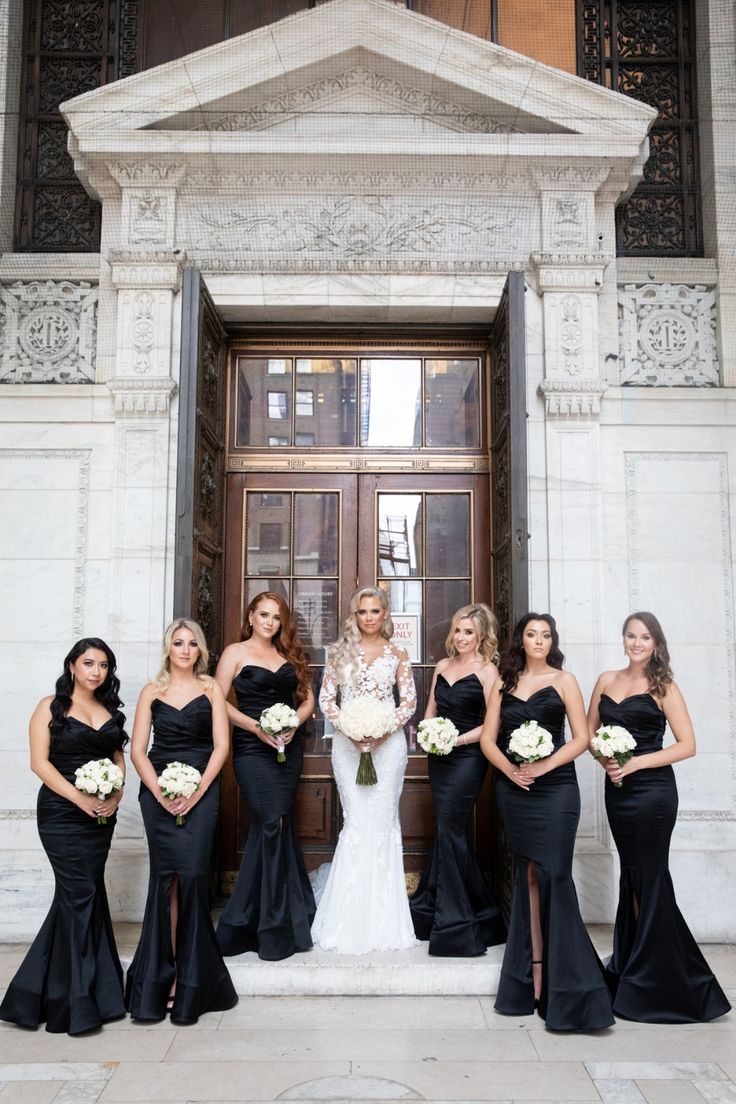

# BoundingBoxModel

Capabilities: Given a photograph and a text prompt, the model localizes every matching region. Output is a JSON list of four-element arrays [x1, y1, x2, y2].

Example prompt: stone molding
[[538, 378, 605, 415], [194, 66, 521, 136], [110, 260, 182, 291], [107, 376, 178, 416], [106, 161, 187, 188], [618, 282, 719, 387], [0, 279, 97, 384]]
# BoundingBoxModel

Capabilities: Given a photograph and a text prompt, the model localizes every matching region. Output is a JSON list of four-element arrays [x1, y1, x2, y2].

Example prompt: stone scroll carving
[[618, 282, 719, 386], [0, 280, 98, 383]]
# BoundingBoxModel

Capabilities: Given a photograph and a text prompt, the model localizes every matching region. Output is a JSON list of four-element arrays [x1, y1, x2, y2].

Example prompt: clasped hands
[[510, 760, 546, 791], [256, 725, 296, 751], [79, 790, 123, 819]]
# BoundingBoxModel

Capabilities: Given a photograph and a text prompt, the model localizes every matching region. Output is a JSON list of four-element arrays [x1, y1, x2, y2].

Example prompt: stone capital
[[107, 376, 178, 416], [110, 259, 183, 291]]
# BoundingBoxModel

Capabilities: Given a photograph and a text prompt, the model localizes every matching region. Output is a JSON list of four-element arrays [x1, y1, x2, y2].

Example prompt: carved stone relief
[[618, 282, 719, 386], [122, 188, 177, 247], [0, 280, 98, 383]]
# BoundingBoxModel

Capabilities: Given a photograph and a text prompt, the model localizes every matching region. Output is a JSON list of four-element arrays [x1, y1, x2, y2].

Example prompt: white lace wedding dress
[[311, 643, 419, 953]]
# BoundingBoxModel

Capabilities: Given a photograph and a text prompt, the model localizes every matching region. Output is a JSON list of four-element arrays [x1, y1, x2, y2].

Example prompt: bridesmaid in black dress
[[481, 613, 614, 1031], [410, 604, 505, 955], [215, 591, 315, 960], [0, 638, 127, 1034], [587, 610, 730, 1023], [125, 619, 237, 1025]]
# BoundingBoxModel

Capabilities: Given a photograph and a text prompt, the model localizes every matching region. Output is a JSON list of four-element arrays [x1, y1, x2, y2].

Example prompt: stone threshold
[[121, 944, 504, 996]]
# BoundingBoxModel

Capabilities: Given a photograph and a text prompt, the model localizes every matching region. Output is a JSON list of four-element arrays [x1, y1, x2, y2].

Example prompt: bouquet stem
[[613, 751, 632, 787], [175, 814, 186, 826], [97, 814, 107, 825], [356, 751, 378, 786], [277, 745, 286, 764]]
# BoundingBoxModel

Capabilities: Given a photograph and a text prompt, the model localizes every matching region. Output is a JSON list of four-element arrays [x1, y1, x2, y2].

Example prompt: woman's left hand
[[518, 760, 548, 783], [93, 791, 123, 818], [166, 791, 203, 817], [279, 727, 296, 747], [605, 758, 636, 784]]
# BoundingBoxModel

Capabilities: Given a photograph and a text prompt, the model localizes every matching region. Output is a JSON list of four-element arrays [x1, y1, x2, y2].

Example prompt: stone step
[[222, 944, 504, 996]]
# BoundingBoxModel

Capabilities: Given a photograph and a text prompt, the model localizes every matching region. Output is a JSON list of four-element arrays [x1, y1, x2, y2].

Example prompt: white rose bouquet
[[591, 724, 637, 786], [157, 761, 202, 825], [337, 695, 396, 786], [74, 757, 125, 824], [259, 702, 300, 763], [507, 719, 555, 764], [417, 716, 459, 756]]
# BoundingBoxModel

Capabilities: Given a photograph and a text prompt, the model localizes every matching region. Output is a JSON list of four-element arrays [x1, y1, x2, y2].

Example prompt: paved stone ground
[[0, 929, 734, 1104]]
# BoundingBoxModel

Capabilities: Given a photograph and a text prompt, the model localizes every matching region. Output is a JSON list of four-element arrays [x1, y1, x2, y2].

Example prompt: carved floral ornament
[[0, 280, 97, 384], [618, 283, 719, 387]]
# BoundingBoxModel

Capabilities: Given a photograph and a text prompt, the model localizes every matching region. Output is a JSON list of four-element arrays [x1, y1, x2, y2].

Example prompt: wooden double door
[[218, 470, 493, 892]]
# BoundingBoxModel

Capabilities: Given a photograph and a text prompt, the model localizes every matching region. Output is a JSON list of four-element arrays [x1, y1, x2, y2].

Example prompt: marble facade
[[0, 0, 734, 942]]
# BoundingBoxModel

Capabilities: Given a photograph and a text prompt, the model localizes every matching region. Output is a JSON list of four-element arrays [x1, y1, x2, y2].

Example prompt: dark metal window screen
[[578, 1, 702, 257]]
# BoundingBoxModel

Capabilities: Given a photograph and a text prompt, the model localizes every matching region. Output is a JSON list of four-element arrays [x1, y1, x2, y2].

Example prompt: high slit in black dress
[[410, 673, 505, 955], [125, 695, 237, 1024], [495, 686, 614, 1031], [216, 664, 315, 961], [600, 692, 730, 1023], [0, 717, 126, 1034]]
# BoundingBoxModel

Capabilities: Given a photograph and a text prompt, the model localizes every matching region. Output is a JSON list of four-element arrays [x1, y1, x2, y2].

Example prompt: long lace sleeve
[[319, 661, 341, 726], [393, 650, 416, 728]]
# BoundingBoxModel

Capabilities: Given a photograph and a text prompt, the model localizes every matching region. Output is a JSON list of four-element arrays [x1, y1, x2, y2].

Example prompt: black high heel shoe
[[532, 959, 542, 1010]]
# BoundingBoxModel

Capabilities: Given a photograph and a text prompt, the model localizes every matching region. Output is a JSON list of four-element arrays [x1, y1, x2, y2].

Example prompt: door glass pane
[[360, 359, 421, 447], [245, 492, 291, 577], [380, 579, 423, 664], [246, 578, 290, 608], [292, 579, 339, 663], [295, 358, 357, 446], [426, 494, 470, 577], [425, 359, 480, 448], [294, 493, 338, 576], [378, 494, 422, 577], [425, 579, 471, 664], [236, 358, 293, 447]]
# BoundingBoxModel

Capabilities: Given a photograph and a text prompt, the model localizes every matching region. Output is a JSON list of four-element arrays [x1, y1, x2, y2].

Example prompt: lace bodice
[[319, 644, 416, 732]]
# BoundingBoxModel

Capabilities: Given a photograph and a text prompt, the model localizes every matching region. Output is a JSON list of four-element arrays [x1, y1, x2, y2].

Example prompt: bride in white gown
[[312, 587, 418, 953]]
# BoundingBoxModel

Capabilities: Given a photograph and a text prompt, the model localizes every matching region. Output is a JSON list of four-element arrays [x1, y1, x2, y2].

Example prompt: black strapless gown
[[125, 696, 237, 1024], [495, 687, 614, 1031], [410, 674, 505, 955], [600, 692, 730, 1023], [0, 717, 126, 1034], [216, 664, 315, 960]]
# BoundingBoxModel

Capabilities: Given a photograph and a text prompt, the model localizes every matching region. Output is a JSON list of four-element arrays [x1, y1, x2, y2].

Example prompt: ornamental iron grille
[[14, 0, 138, 251], [578, 0, 702, 257]]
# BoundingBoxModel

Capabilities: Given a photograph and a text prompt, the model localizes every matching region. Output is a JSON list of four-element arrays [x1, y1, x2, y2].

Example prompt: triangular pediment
[[62, 0, 656, 147]]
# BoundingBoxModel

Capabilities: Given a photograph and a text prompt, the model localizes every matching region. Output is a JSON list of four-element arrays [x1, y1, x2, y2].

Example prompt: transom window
[[232, 354, 482, 451]]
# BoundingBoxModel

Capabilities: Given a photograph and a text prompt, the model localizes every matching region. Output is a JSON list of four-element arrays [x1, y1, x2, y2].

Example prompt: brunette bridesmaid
[[410, 604, 505, 955], [0, 638, 127, 1034], [215, 592, 315, 960], [481, 613, 613, 1031], [587, 611, 730, 1023]]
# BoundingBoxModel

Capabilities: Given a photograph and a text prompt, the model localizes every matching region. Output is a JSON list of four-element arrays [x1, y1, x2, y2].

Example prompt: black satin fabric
[[410, 673, 505, 956], [495, 687, 614, 1031], [0, 717, 126, 1034], [125, 696, 237, 1024], [600, 692, 730, 1023], [216, 664, 315, 961]]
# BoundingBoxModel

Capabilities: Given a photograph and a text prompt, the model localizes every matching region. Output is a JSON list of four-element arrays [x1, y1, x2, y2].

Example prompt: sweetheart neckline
[[437, 672, 482, 689], [600, 690, 662, 712], [152, 693, 208, 712], [65, 714, 117, 733], [504, 685, 564, 705], [235, 662, 290, 677]]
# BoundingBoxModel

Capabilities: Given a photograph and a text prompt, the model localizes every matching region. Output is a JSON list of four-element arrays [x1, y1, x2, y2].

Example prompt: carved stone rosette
[[0, 280, 98, 383], [618, 282, 719, 386]]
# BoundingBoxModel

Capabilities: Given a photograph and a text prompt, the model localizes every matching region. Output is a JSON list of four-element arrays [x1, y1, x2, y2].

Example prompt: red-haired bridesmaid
[[215, 592, 316, 960]]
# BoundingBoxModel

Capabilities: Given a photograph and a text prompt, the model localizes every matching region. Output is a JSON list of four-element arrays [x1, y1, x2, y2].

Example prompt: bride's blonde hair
[[327, 587, 394, 683]]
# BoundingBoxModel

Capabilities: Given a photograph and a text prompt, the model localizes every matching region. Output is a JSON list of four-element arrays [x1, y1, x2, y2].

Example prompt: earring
[[70, 671, 75, 686]]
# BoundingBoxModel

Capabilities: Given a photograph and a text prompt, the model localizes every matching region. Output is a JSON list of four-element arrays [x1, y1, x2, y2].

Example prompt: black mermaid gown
[[0, 717, 126, 1034], [216, 664, 315, 960], [495, 687, 614, 1031], [125, 696, 237, 1024], [600, 692, 730, 1023], [410, 674, 505, 955]]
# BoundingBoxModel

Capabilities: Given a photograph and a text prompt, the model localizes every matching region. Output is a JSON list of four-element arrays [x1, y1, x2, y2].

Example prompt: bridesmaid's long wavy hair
[[445, 603, 499, 665], [153, 619, 214, 691], [241, 592, 312, 703], [501, 613, 565, 694], [50, 637, 127, 743], [328, 586, 394, 683], [623, 611, 673, 697]]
